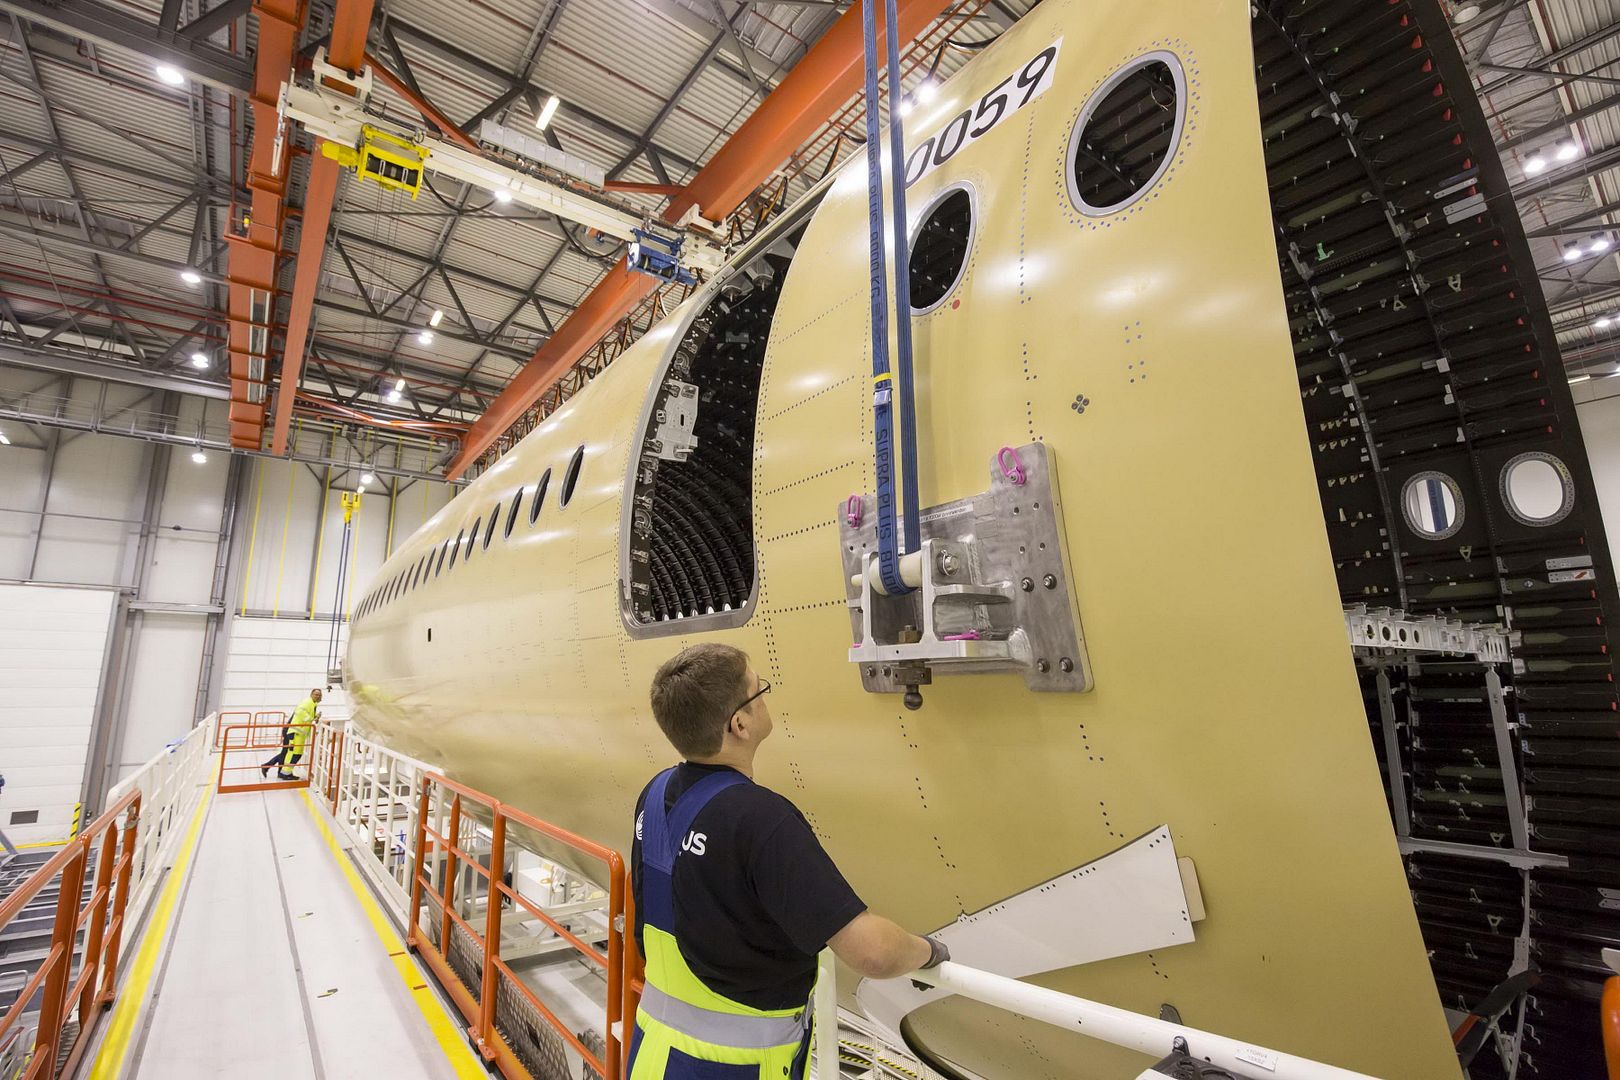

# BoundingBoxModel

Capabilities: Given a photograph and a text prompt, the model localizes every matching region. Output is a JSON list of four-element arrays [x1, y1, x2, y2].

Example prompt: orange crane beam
[[266, 0, 377, 456], [226, 0, 305, 448], [444, 0, 955, 479]]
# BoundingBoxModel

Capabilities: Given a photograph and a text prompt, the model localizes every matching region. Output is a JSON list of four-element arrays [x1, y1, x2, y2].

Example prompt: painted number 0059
[[904, 40, 1061, 189]]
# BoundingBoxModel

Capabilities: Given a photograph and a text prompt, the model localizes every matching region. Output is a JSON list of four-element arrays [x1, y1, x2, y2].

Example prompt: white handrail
[[906, 962, 1381, 1080]]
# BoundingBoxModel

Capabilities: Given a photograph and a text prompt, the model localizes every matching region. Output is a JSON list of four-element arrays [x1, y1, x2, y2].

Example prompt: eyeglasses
[[731, 679, 771, 717]]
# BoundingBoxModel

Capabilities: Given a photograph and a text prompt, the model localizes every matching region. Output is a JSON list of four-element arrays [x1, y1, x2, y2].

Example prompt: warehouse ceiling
[[0, 0, 1020, 478]]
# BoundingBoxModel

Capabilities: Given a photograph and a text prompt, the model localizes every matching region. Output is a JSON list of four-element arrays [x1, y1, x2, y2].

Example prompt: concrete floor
[[121, 789, 471, 1080]]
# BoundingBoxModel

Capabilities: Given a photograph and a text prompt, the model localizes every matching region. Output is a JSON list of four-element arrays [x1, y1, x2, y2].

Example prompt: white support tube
[[814, 949, 839, 1080], [909, 963, 1381, 1080]]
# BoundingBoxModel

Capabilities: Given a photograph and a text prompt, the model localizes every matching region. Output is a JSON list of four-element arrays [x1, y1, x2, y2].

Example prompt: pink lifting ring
[[998, 446, 1027, 486], [845, 495, 863, 527]]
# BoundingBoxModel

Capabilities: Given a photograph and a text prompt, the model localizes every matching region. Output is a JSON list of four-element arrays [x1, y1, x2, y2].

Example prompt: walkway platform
[[91, 787, 481, 1080]]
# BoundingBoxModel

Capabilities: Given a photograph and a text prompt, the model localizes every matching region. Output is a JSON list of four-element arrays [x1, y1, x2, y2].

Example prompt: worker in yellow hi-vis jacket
[[261, 688, 322, 779]]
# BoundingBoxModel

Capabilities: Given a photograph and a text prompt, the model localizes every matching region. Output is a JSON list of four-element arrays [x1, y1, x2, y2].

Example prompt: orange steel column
[[267, 0, 377, 456], [445, 0, 955, 479]]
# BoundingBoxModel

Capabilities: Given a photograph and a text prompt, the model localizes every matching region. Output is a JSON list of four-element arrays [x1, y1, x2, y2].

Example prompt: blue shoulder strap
[[639, 766, 750, 931]]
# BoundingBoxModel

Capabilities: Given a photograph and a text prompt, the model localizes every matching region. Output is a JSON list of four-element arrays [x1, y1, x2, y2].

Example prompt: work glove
[[911, 936, 950, 991]]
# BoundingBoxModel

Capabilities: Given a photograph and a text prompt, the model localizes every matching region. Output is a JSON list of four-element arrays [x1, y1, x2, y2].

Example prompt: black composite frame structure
[[1254, 2, 1620, 1076]]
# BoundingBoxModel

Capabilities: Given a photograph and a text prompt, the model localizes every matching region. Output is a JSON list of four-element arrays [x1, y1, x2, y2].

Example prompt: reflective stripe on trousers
[[637, 984, 809, 1050]]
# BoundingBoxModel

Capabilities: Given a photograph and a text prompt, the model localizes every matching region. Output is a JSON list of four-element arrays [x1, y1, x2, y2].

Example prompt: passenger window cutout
[[620, 228, 805, 637], [1066, 51, 1186, 217], [504, 489, 524, 538], [1501, 452, 1575, 527], [910, 185, 974, 314], [1401, 471, 1465, 541], [465, 519, 481, 560], [483, 503, 500, 550], [435, 540, 448, 577], [530, 469, 552, 526], [560, 445, 585, 509], [450, 529, 464, 570]]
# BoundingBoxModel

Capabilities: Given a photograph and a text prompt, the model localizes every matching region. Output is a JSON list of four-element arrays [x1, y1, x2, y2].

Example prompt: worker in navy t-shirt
[[628, 643, 947, 1079]]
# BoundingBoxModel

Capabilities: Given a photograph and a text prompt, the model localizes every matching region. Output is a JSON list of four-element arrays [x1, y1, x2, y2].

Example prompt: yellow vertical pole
[[343, 493, 362, 620], [384, 477, 397, 559], [238, 459, 265, 617]]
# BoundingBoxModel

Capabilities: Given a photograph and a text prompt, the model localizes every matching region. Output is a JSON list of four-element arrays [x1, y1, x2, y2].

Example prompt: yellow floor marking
[[297, 789, 487, 1078], [86, 784, 214, 1080]]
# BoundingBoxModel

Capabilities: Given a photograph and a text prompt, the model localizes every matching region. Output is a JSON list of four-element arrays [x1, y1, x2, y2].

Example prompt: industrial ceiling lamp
[[360, 471, 375, 486], [155, 63, 185, 86], [190, 352, 210, 369], [534, 94, 561, 131], [0, 430, 10, 446], [1563, 244, 1583, 262], [428, 309, 444, 328], [1557, 140, 1581, 162], [917, 78, 939, 103], [191, 448, 208, 464], [1453, 4, 1481, 22], [417, 329, 434, 346], [1524, 155, 1549, 175], [1597, 316, 1613, 329], [180, 269, 202, 285], [1591, 234, 1612, 254]]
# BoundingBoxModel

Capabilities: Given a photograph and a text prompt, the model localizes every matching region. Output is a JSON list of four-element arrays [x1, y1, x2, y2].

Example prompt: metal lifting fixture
[[277, 51, 726, 277]]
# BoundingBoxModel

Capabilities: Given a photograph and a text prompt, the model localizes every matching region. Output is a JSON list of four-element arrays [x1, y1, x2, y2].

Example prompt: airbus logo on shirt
[[636, 811, 643, 841], [682, 831, 708, 856]]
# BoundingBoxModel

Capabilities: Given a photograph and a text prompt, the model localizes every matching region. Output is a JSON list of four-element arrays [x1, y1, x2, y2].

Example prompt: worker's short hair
[[650, 644, 750, 758]]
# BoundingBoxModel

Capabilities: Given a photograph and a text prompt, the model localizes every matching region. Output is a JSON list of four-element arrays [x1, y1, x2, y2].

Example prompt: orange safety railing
[[216, 721, 315, 793], [212, 709, 252, 749], [309, 724, 346, 813], [0, 789, 140, 1080], [406, 772, 628, 1080]]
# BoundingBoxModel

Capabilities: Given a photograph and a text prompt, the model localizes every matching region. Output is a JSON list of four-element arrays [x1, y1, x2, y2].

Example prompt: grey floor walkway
[[124, 789, 466, 1080]]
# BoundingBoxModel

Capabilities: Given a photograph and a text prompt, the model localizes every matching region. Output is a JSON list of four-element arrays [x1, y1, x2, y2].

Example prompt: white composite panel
[[0, 583, 115, 844], [220, 616, 350, 719]]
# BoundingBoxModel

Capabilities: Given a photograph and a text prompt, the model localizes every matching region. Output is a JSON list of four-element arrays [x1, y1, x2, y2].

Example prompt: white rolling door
[[220, 617, 349, 721], [0, 584, 116, 845]]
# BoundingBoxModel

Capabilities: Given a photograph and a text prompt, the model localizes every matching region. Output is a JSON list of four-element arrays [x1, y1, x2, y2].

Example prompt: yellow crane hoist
[[322, 126, 428, 199]]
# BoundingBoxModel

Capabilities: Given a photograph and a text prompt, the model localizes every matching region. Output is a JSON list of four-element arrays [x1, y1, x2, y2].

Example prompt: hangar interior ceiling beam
[[268, 0, 377, 456]]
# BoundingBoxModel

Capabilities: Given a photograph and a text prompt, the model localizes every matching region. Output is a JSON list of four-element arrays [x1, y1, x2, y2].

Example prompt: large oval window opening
[[910, 187, 973, 313], [560, 445, 585, 508], [1067, 53, 1184, 215], [1502, 453, 1573, 526], [530, 468, 551, 526], [1401, 472, 1464, 540]]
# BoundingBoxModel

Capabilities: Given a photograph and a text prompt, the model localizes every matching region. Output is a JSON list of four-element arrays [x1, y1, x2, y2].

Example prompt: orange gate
[[406, 772, 629, 1080], [216, 721, 314, 793], [0, 789, 140, 1080]]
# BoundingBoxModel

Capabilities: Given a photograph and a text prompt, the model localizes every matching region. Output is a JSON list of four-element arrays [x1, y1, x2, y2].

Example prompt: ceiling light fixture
[[387, 389, 402, 404], [899, 97, 915, 117], [190, 352, 209, 368], [1564, 244, 1583, 262], [417, 330, 434, 346], [191, 449, 208, 464], [1557, 140, 1581, 162], [360, 472, 375, 486], [534, 94, 561, 131], [428, 309, 443, 328], [1598, 316, 1613, 329], [493, 187, 513, 204], [1454, 3, 1481, 23], [1592, 235, 1613, 254], [1524, 155, 1548, 175], [155, 64, 185, 86], [1570, 373, 1593, 384], [917, 79, 939, 103], [395, 378, 406, 391], [0, 430, 10, 446], [180, 269, 202, 285]]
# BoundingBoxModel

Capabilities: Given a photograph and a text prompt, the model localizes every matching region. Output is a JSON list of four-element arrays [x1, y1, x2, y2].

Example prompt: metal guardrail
[[0, 791, 139, 1080]]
